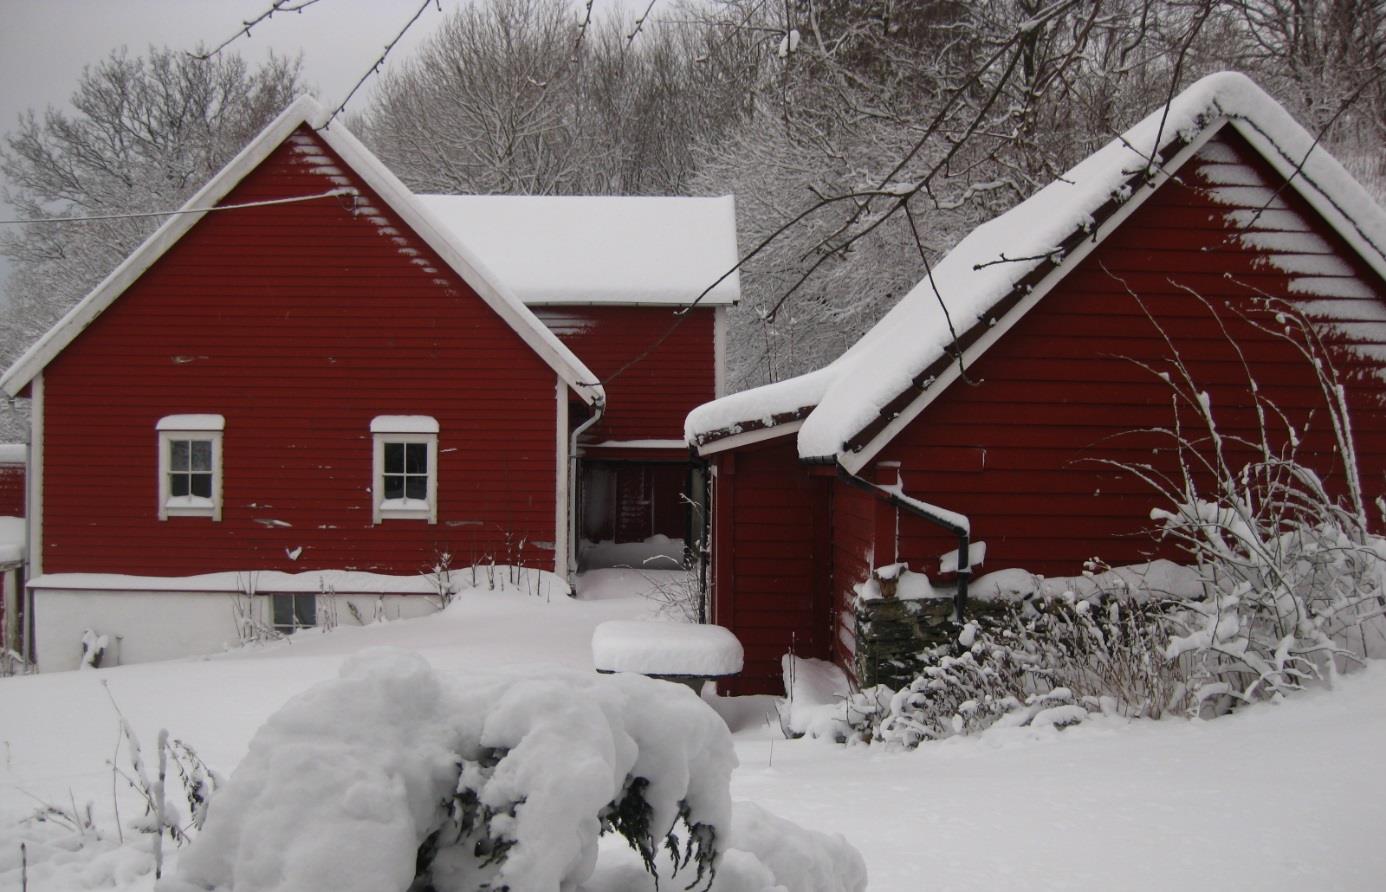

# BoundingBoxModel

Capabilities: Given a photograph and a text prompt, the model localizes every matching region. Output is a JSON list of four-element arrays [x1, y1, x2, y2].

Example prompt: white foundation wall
[[33, 589, 440, 672]]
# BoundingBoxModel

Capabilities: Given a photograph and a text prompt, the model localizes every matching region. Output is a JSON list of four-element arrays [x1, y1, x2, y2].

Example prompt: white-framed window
[[157, 414, 225, 521], [271, 593, 316, 633], [371, 415, 438, 523]]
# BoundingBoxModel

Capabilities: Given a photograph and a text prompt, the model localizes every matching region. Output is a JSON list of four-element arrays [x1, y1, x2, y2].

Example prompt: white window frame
[[371, 415, 439, 524], [156, 414, 225, 521]]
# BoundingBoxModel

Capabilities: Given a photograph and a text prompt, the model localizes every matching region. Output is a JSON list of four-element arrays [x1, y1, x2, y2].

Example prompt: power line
[[0, 188, 355, 226]]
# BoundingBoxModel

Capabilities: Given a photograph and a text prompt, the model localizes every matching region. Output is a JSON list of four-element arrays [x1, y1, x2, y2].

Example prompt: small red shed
[[687, 73, 1386, 693], [0, 98, 735, 670]]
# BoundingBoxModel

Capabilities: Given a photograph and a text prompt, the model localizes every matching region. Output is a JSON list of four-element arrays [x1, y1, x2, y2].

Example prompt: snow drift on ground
[[3, 575, 1385, 891]]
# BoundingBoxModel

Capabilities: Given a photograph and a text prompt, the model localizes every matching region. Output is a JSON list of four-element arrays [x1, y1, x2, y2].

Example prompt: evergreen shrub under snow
[[160, 649, 865, 892]]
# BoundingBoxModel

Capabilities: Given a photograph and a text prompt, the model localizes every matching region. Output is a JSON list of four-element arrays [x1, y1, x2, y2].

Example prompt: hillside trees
[[361, 0, 765, 196]]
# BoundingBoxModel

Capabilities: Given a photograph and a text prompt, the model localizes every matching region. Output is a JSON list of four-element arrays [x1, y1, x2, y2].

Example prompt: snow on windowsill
[[370, 416, 438, 434], [592, 620, 744, 676], [165, 495, 214, 510], [157, 414, 225, 431], [378, 498, 431, 520]]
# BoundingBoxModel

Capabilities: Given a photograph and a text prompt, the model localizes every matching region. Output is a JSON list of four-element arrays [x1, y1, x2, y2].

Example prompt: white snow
[[155, 414, 224, 431], [579, 535, 686, 570], [165, 652, 739, 892], [685, 72, 1386, 462], [4, 570, 1386, 892], [369, 414, 439, 433], [0, 515, 24, 564], [592, 620, 744, 676], [779, 655, 857, 740], [416, 195, 741, 306]]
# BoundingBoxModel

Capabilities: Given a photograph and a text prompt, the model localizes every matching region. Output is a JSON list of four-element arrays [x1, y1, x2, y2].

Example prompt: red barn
[[687, 73, 1386, 694], [1, 98, 736, 671]]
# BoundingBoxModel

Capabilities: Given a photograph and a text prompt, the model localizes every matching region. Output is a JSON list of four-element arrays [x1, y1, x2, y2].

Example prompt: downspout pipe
[[688, 445, 711, 625], [837, 464, 973, 621], [567, 397, 605, 588]]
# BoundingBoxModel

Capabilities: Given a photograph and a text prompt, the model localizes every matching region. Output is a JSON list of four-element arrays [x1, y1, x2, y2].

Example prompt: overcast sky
[[0, 0, 461, 290]]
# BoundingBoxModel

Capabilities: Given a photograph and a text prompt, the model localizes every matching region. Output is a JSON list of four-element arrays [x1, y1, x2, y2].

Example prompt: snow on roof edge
[[687, 72, 1386, 463]]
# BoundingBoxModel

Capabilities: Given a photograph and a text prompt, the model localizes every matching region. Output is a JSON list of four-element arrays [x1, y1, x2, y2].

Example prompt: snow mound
[[593, 620, 744, 676], [779, 656, 863, 742], [162, 648, 860, 892], [720, 801, 868, 892]]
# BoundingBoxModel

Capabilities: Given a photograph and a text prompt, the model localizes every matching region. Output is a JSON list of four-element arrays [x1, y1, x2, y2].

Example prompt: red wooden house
[[687, 73, 1386, 694], [0, 97, 735, 671]]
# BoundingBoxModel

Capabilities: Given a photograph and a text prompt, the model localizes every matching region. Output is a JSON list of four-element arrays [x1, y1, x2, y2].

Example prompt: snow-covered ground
[[2, 575, 1384, 891]]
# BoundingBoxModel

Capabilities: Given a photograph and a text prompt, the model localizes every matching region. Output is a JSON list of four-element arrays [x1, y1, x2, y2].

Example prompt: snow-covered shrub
[[80, 628, 109, 669], [1119, 298, 1386, 708], [162, 649, 864, 892], [641, 567, 706, 624], [875, 594, 1181, 747]]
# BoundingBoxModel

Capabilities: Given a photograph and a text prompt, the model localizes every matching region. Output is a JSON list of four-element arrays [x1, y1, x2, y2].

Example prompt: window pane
[[170, 472, 189, 497], [405, 443, 427, 474], [294, 594, 316, 627], [170, 439, 190, 471], [384, 442, 403, 474], [191, 473, 212, 498], [191, 440, 212, 471], [272, 595, 293, 629], [383, 473, 404, 500], [405, 475, 426, 500]]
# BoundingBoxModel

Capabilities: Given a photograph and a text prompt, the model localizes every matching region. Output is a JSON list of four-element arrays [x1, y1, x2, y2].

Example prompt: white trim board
[[695, 420, 802, 457]]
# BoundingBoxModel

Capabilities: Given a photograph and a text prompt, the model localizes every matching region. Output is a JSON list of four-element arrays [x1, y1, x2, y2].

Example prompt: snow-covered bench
[[592, 620, 744, 692]]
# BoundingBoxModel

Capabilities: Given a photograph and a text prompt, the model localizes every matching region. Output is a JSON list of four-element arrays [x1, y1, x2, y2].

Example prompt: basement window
[[371, 415, 438, 523], [272, 593, 316, 633], [157, 415, 224, 521]]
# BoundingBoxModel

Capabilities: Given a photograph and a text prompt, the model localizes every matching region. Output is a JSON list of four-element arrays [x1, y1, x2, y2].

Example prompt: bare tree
[[361, 0, 764, 196], [0, 47, 304, 359]]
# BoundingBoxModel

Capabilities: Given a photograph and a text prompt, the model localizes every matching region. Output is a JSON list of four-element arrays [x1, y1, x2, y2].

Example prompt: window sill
[[163, 496, 217, 519], [377, 499, 434, 523]]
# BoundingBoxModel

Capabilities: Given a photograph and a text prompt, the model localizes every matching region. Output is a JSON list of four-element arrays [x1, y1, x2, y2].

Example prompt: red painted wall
[[711, 439, 830, 694], [537, 306, 715, 442], [0, 463, 24, 517], [876, 128, 1386, 583], [40, 126, 563, 577]]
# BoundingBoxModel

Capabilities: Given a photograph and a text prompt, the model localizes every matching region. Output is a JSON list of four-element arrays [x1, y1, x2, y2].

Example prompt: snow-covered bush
[[1121, 299, 1386, 708], [875, 594, 1181, 747], [161, 649, 865, 892]]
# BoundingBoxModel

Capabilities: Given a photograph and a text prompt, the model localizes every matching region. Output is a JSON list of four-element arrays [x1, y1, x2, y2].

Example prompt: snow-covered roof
[[415, 195, 741, 306], [686, 72, 1386, 472], [0, 97, 605, 407]]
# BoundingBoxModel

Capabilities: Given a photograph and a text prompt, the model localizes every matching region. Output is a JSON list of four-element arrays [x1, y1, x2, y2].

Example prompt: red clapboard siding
[[536, 306, 715, 442], [875, 127, 1386, 582], [0, 464, 24, 517], [715, 437, 829, 694], [41, 125, 562, 577]]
